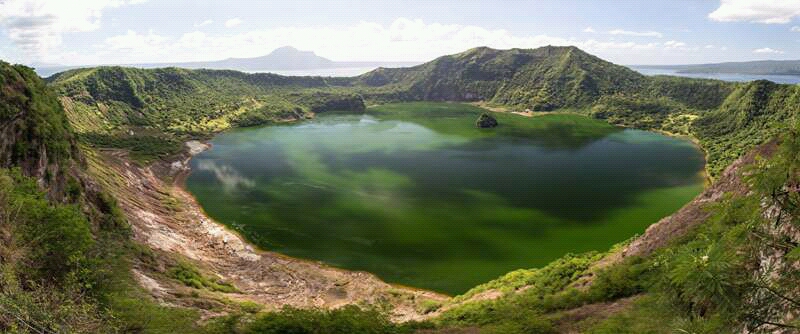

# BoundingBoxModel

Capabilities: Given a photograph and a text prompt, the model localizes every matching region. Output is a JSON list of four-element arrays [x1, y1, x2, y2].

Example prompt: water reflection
[[196, 160, 255, 192]]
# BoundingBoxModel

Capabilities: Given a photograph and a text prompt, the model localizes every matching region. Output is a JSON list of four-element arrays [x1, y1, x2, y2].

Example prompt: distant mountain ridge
[[34, 46, 419, 77], [638, 59, 800, 76], [187, 46, 335, 70]]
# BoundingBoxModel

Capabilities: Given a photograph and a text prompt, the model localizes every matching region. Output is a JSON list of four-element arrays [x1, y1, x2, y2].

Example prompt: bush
[[416, 300, 443, 314], [168, 261, 238, 293], [0, 168, 93, 285], [588, 257, 649, 302], [0, 168, 109, 332], [242, 306, 411, 334]]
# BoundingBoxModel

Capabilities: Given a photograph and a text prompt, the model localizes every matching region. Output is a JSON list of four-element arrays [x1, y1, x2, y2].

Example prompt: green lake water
[[186, 102, 705, 295]]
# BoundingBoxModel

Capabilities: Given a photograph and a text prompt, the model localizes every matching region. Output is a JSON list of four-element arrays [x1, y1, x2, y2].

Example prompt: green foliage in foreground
[[0, 167, 209, 333], [0, 169, 105, 333], [452, 252, 605, 303], [203, 306, 431, 334], [0, 169, 95, 286], [436, 251, 649, 333]]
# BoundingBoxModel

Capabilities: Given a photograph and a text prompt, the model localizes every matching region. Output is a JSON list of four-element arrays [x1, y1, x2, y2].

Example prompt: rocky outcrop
[[475, 113, 498, 128]]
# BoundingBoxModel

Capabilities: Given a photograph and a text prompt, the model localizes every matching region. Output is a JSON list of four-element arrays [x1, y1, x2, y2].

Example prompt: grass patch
[[168, 261, 238, 293], [79, 132, 184, 163]]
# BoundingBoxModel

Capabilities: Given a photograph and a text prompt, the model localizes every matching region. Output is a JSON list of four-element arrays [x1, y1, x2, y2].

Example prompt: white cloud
[[753, 47, 784, 54], [608, 29, 663, 38], [195, 19, 214, 27], [583, 26, 596, 33], [664, 40, 687, 48], [792, 26, 800, 31], [84, 18, 719, 66], [709, 0, 800, 24], [0, 0, 146, 57], [225, 18, 242, 28], [702, 44, 729, 51], [178, 31, 207, 48], [105, 29, 166, 51], [581, 40, 659, 51]]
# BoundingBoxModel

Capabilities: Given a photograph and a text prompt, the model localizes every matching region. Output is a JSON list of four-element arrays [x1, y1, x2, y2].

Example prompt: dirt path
[[87, 145, 447, 322]]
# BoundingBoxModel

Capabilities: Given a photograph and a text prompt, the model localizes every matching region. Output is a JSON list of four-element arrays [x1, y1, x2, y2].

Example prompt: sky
[[0, 0, 799, 66]]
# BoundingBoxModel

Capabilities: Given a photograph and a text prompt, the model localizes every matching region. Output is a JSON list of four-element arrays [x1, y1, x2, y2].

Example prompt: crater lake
[[186, 102, 706, 294]]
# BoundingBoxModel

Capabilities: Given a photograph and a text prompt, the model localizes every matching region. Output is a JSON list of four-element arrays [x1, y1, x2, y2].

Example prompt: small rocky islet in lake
[[475, 113, 498, 128]]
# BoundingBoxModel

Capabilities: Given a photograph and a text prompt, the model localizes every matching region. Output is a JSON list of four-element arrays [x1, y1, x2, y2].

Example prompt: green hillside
[[51, 66, 363, 162], [0, 62, 77, 183], [696, 80, 800, 174], [354, 46, 645, 109]]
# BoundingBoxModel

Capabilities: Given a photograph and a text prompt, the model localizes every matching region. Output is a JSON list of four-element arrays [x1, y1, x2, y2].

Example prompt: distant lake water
[[630, 66, 800, 84], [246, 66, 395, 77], [186, 102, 705, 294]]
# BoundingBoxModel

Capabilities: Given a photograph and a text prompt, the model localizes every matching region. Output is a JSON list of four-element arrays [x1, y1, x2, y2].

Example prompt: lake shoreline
[[182, 102, 708, 294]]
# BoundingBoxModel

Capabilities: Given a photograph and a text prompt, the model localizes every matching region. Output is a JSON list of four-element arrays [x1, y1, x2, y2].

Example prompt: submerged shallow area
[[186, 102, 705, 294]]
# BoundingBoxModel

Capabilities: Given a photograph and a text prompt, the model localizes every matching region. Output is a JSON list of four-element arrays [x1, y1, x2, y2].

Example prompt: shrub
[[168, 261, 238, 293], [0, 168, 93, 285], [243, 306, 408, 334]]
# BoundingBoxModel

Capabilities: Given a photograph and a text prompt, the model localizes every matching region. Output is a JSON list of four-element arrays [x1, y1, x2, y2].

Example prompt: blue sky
[[0, 0, 798, 66]]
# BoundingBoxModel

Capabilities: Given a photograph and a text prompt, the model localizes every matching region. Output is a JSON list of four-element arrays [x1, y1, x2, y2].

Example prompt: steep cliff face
[[0, 62, 80, 197]]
